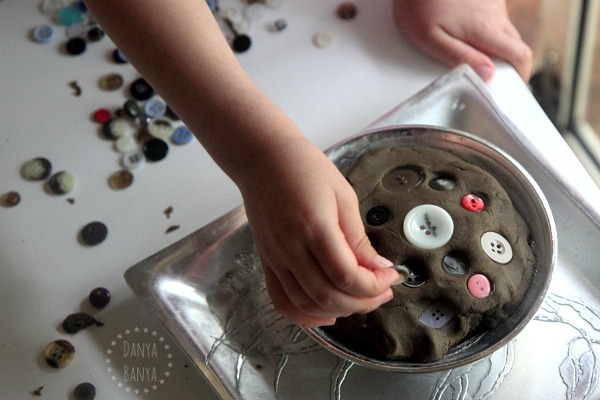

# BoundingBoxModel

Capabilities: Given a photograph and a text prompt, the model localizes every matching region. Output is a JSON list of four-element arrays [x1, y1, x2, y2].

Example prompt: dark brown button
[[337, 2, 357, 19], [382, 166, 424, 191], [1, 191, 21, 208], [108, 170, 134, 190]]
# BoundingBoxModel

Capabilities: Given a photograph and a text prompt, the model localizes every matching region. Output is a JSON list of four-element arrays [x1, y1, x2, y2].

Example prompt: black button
[[165, 105, 180, 121], [74, 382, 96, 400], [123, 99, 142, 119], [87, 26, 104, 42], [66, 37, 86, 55], [130, 77, 155, 101], [112, 48, 128, 64], [89, 287, 111, 308], [232, 34, 252, 53], [382, 166, 424, 191], [80, 221, 108, 245], [143, 138, 169, 161], [366, 206, 391, 226]]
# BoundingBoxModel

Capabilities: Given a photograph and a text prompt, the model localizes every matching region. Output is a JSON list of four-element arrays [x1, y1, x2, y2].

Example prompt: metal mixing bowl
[[304, 125, 557, 373]]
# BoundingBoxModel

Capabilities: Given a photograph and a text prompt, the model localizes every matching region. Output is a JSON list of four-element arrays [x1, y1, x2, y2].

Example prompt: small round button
[[337, 2, 358, 19], [461, 194, 485, 212], [65, 37, 86, 55], [32, 24, 56, 44], [115, 135, 136, 153], [92, 108, 112, 124], [402, 266, 426, 288], [442, 253, 468, 276], [74, 382, 96, 400], [467, 274, 492, 298], [429, 177, 456, 191], [89, 287, 111, 308], [480, 232, 513, 264], [382, 166, 424, 192], [48, 171, 76, 195], [57, 5, 83, 26], [269, 19, 287, 32], [148, 118, 173, 139], [108, 170, 134, 190], [123, 99, 142, 119], [87, 26, 105, 42], [102, 118, 131, 139], [99, 73, 124, 91], [171, 125, 193, 145], [232, 34, 252, 53], [0, 191, 21, 208], [403, 204, 453, 249], [143, 98, 167, 118], [143, 138, 169, 161], [112, 48, 128, 64], [366, 206, 391, 226], [44, 339, 75, 368], [130, 78, 155, 101], [22, 157, 52, 180], [80, 221, 108, 245], [313, 31, 335, 48], [121, 149, 146, 171]]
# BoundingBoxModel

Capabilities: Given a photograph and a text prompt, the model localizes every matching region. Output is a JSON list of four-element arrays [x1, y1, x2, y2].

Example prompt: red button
[[461, 194, 484, 212], [93, 108, 112, 124]]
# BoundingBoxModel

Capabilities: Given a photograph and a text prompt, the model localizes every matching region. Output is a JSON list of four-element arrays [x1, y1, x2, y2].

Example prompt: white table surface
[[2, 1, 598, 399]]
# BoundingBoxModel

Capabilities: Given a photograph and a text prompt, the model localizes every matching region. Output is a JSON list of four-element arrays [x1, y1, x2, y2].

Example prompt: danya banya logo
[[105, 326, 175, 395]]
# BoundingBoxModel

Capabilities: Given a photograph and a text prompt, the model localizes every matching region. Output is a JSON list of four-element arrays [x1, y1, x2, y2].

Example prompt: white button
[[403, 204, 454, 249], [121, 149, 145, 171], [313, 31, 335, 48], [419, 302, 456, 329], [115, 135, 136, 153], [480, 232, 513, 264]]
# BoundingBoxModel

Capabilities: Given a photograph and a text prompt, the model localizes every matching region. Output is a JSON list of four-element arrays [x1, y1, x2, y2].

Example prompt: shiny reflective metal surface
[[125, 66, 600, 399], [305, 125, 556, 373]]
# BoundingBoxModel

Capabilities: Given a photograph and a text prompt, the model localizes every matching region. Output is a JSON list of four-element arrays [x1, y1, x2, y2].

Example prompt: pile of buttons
[[91, 76, 195, 192]]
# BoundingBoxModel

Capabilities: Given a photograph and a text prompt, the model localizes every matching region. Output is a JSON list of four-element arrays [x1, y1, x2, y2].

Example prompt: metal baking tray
[[125, 66, 600, 399]]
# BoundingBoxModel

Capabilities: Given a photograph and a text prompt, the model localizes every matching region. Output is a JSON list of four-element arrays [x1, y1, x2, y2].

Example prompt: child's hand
[[238, 136, 400, 328], [393, 0, 532, 81]]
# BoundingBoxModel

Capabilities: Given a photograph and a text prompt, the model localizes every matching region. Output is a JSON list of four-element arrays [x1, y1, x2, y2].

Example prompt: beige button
[[44, 339, 75, 368], [99, 72, 124, 91]]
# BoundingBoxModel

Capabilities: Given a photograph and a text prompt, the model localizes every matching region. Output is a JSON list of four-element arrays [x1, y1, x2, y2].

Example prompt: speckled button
[[44, 339, 75, 368], [99, 73, 124, 91], [403, 204, 453, 249], [461, 193, 485, 212], [22, 157, 52, 180], [366, 205, 391, 226], [80, 221, 108, 245], [48, 171, 76, 194], [467, 274, 492, 298], [382, 166, 424, 191], [481, 232, 513, 264]]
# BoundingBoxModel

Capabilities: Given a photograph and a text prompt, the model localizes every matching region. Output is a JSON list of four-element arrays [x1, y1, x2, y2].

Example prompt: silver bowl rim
[[304, 124, 557, 373]]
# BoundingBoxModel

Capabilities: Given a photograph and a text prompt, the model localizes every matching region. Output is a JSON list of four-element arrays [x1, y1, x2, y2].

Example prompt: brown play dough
[[323, 145, 536, 362]]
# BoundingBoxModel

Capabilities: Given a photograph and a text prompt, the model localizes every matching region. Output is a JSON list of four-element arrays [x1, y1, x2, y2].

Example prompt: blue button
[[57, 6, 84, 27], [32, 25, 56, 44], [171, 126, 193, 145], [143, 98, 167, 118]]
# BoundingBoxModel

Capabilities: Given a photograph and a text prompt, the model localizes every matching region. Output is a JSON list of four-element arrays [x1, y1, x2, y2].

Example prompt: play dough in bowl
[[306, 125, 556, 373]]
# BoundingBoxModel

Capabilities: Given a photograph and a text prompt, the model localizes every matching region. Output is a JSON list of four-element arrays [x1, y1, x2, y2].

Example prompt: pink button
[[461, 194, 484, 212], [467, 274, 491, 298]]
